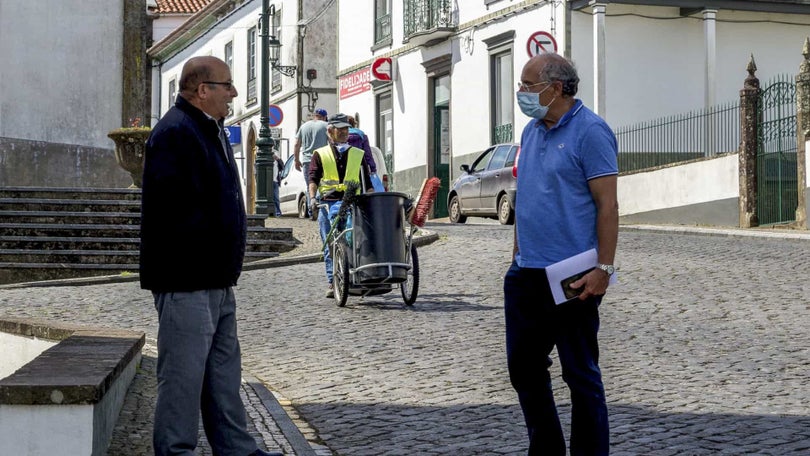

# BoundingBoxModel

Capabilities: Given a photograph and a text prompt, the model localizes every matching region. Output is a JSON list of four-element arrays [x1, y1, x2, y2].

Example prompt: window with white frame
[[374, 0, 392, 45], [271, 7, 282, 93], [225, 41, 233, 72], [484, 31, 515, 144], [168, 78, 176, 109], [247, 27, 257, 104]]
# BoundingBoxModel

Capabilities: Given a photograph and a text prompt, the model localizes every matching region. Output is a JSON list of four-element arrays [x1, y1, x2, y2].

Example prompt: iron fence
[[756, 74, 798, 225], [615, 100, 740, 173]]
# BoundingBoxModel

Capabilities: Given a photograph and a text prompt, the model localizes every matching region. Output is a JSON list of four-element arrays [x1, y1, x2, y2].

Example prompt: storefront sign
[[339, 67, 372, 100]]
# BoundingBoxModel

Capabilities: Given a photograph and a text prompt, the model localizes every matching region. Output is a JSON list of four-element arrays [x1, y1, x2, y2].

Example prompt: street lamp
[[255, 1, 298, 215], [268, 34, 297, 78]]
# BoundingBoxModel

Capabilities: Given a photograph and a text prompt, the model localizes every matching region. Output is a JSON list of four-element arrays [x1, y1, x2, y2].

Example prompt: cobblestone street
[[1, 220, 809, 455]]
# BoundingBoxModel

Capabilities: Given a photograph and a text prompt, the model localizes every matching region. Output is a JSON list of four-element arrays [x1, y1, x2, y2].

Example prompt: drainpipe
[[704, 8, 718, 157], [150, 61, 162, 126], [298, 0, 305, 121], [592, 3, 607, 119]]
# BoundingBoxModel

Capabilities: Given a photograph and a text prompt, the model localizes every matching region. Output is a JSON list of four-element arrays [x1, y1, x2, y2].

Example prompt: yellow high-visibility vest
[[317, 145, 364, 196]]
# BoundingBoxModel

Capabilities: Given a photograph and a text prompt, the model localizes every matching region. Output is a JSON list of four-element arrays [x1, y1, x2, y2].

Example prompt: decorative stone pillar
[[738, 55, 760, 228], [795, 37, 810, 228]]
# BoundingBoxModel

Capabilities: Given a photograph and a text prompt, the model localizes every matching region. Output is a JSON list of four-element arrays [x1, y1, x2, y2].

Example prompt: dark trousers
[[504, 261, 609, 456], [153, 289, 257, 456]]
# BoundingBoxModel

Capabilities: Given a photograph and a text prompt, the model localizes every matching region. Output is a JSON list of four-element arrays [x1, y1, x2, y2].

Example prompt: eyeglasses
[[203, 81, 234, 90], [517, 81, 550, 92]]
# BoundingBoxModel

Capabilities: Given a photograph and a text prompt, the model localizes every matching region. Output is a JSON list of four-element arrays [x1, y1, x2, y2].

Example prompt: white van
[[278, 155, 308, 217]]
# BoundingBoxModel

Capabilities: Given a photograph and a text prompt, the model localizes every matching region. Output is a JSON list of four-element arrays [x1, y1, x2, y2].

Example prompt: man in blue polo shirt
[[504, 53, 618, 456]]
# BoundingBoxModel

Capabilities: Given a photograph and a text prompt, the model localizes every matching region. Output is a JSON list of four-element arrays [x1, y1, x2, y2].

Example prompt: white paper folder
[[545, 248, 618, 305]]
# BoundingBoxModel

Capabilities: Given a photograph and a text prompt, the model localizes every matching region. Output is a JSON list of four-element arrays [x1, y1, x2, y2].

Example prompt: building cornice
[[569, 0, 810, 15]]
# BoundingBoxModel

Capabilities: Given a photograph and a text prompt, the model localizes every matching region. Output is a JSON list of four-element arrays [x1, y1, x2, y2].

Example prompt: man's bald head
[[179, 56, 227, 96]]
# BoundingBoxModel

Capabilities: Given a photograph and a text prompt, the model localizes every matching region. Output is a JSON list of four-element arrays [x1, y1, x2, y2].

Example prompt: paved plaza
[[1, 219, 809, 455]]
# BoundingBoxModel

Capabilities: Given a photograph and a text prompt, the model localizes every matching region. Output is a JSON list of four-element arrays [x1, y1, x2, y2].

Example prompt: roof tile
[[155, 0, 211, 14]]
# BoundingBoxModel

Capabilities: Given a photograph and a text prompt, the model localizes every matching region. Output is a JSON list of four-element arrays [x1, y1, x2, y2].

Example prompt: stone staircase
[[0, 187, 298, 285]]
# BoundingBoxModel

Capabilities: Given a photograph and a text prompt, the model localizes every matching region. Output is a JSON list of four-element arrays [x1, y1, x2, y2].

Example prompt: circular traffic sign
[[527, 31, 557, 57], [268, 104, 284, 127]]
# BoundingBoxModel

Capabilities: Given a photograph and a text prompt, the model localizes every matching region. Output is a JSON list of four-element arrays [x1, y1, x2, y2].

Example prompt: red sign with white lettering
[[339, 68, 372, 100]]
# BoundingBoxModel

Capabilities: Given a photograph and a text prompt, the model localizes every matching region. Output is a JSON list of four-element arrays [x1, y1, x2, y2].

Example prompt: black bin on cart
[[352, 192, 409, 284]]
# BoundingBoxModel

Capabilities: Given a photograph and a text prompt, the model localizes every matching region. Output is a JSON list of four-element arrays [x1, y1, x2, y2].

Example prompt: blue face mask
[[516, 85, 555, 120], [336, 143, 350, 153]]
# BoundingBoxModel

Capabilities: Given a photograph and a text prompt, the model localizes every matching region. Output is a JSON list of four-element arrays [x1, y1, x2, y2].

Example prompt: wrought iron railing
[[375, 13, 391, 44], [493, 123, 513, 144], [404, 0, 454, 39], [615, 100, 740, 173]]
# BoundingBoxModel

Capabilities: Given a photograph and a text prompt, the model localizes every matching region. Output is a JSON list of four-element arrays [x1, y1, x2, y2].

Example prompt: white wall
[[0, 333, 57, 380], [152, 16, 188, 43], [571, 4, 810, 129], [0, 0, 123, 148], [618, 154, 738, 216]]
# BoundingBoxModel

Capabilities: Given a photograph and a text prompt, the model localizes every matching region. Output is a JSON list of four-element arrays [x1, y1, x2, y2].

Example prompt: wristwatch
[[597, 263, 615, 276]]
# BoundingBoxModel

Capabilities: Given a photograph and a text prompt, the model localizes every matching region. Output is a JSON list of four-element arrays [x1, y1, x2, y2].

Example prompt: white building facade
[[148, 0, 337, 213], [0, 0, 151, 188], [336, 0, 810, 218]]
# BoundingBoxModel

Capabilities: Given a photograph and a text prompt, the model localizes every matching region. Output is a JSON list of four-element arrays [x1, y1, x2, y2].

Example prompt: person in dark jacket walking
[[140, 56, 279, 456]]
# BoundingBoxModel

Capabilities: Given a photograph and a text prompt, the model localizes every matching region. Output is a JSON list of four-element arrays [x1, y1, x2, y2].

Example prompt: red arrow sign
[[371, 57, 393, 81]]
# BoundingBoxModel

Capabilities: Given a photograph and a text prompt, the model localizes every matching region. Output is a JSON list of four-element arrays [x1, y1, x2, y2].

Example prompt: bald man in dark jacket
[[141, 56, 279, 456]]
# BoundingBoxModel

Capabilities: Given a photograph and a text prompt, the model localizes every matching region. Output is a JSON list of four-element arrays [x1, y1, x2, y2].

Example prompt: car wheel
[[297, 195, 307, 218], [448, 195, 467, 224], [498, 194, 514, 225]]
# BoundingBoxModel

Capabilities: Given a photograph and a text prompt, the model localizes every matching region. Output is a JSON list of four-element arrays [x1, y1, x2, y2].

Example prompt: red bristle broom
[[407, 177, 441, 227]]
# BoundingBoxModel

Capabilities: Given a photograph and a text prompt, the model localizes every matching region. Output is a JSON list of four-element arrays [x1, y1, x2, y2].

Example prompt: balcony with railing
[[493, 123, 513, 144], [403, 0, 456, 46]]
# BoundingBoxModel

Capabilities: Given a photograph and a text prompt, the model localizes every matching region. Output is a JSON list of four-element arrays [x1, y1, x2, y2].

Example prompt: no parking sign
[[527, 31, 557, 56]]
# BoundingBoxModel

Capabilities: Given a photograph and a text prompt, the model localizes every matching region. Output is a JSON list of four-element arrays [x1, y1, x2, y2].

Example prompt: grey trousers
[[153, 288, 257, 456]]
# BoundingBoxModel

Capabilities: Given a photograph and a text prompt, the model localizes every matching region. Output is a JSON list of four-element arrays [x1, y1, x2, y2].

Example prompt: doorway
[[431, 75, 450, 218], [246, 125, 257, 214]]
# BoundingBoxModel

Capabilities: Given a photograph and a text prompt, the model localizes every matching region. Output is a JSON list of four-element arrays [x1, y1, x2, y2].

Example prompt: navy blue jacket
[[140, 96, 247, 292]]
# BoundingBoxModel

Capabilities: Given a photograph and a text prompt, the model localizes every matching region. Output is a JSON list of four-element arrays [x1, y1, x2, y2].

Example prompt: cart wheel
[[401, 244, 419, 305], [333, 241, 350, 307]]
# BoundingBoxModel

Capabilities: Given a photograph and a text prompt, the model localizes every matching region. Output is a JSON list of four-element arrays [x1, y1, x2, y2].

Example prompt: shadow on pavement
[[290, 400, 810, 455]]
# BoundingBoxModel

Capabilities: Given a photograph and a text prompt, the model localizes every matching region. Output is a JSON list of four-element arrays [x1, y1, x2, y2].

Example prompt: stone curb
[[621, 223, 810, 242], [243, 374, 319, 456]]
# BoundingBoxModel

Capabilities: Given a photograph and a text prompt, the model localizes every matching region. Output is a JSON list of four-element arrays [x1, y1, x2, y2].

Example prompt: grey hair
[[538, 55, 579, 96]]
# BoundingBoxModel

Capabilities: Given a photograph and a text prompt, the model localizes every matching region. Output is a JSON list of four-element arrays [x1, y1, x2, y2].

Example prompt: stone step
[[0, 223, 293, 240], [0, 187, 299, 284], [0, 249, 280, 265], [0, 252, 282, 284], [0, 235, 297, 254], [0, 210, 141, 225], [0, 198, 142, 213], [0, 210, 268, 228], [0, 236, 141, 251], [0, 186, 142, 201], [0, 249, 138, 264]]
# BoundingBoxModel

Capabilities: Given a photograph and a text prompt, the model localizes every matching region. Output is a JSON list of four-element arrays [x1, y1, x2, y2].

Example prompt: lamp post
[[255, 1, 298, 215], [254, 0, 274, 215]]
